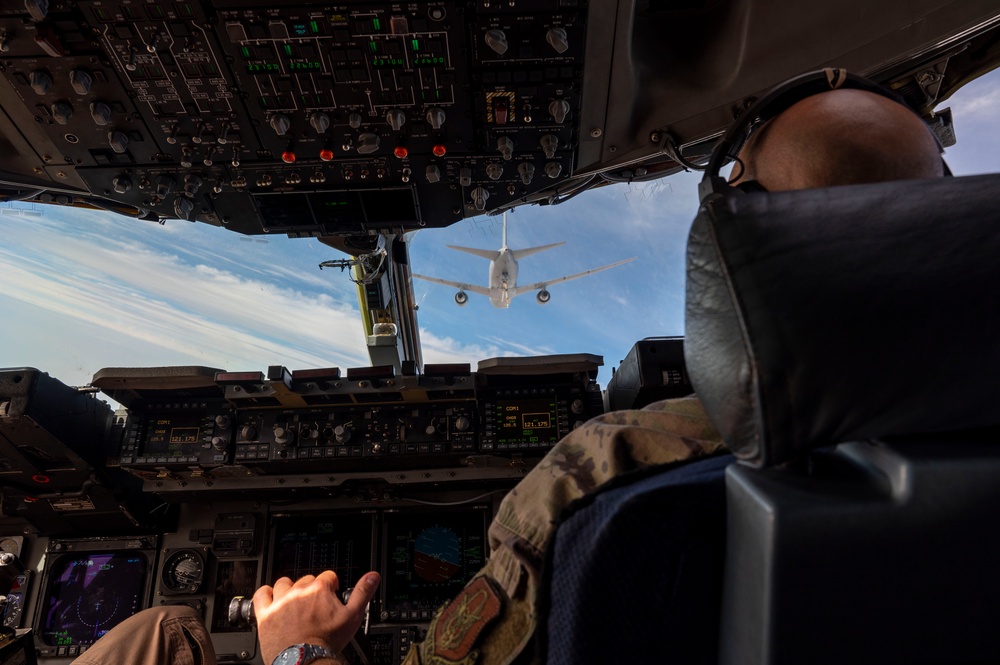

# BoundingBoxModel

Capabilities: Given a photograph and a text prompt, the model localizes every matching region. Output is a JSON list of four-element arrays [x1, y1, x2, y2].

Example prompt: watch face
[[273, 644, 335, 665]]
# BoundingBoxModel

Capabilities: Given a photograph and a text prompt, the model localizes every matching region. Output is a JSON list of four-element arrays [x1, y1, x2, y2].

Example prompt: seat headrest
[[684, 174, 1000, 466]]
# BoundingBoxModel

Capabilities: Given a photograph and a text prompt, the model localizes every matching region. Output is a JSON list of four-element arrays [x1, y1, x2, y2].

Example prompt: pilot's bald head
[[737, 88, 944, 191]]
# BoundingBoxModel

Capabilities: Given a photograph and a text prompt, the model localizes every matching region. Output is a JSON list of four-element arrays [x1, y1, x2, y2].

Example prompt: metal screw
[[650, 131, 661, 144], [589, 128, 602, 138]]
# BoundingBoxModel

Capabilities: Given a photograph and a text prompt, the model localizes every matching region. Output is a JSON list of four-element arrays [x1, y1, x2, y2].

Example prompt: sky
[[2, 69, 999, 392]]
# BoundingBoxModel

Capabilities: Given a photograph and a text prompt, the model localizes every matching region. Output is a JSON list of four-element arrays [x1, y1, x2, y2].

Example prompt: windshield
[[2, 69, 998, 390]]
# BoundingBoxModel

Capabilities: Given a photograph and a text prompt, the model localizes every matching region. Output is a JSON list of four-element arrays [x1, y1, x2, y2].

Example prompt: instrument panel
[[0, 356, 602, 663]]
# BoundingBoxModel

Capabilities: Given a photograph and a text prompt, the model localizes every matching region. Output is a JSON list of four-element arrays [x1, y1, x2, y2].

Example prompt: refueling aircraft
[[412, 214, 636, 308]]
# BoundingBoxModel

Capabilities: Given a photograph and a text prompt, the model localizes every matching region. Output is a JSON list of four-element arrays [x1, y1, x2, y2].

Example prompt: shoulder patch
[[430, 576, 503, 664]]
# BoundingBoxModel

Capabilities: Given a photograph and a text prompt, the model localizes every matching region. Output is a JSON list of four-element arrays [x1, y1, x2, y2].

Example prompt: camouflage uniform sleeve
[[407, 396, 725, 665]]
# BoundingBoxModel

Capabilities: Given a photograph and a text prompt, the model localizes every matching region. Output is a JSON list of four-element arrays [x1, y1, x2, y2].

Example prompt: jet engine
[[455, 291, 469, 306], [536, 289, 551, 304]]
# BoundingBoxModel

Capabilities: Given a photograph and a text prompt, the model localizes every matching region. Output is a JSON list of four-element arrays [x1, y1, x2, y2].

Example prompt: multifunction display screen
[[141, 414, 203, 457], [270, 514, 376, 592], [494, 397, 560, 446], [40, 553, 147, 647], [382, 508, 488, 619]]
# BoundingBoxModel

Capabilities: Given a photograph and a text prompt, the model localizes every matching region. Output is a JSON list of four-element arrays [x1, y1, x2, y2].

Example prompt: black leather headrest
[[685, 174, 1000, 466]]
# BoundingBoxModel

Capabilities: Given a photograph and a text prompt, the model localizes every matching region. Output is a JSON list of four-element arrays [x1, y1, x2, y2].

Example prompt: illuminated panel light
[[432, 144, 447, 157], [319, 148, 335, 161], [282, 151, 296, 163], [393, 146, 408, 159]]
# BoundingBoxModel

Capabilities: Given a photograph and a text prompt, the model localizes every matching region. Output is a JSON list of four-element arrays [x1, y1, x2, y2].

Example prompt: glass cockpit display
[[382, 508, 488, 619], [269, 513, 376, 591], [39, 553, 147, 647], [494, 396, 560, 446], [140, 413, 206, 458]]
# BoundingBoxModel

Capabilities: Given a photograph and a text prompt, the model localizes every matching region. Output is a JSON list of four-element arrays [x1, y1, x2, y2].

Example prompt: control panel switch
[[546, 27, 570, 54], [309, 112, 331, 134], [485, 29, 508, 55], [90, 102, 112, 126], [549, 99, 571, 124], [173, 196, 194, 220], [470, 186, 489, 211], [459, 168, 472, 187], [269, 113, 291, 136], [69, 69, 92, 95], [51, 101, 73, 125], [357, 133, 380, 154], [497, 136, 514, 161], [485, 163, 503, 181], [112, 175, 131, 194], [385, 109, 406, 132], [518, 162, 535, 185], [108, 130, 129, 153], [29, 70, 52, 95], [425, 164, 442, 183], [545, 161, 563, 178], [540, 134, 559, 159], [426, 107, 446, 130]]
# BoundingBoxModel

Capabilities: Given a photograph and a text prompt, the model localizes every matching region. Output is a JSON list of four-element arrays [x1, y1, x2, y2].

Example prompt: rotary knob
[[349, 113, 363, 129], [540, 134, 559, 159], [546, 27, 569, 54], [269, 113, 291, 136], [470, 186, 489, 211], [485, 163, 503, 181], [357, 133, 380, 154], [51, 101, 73, 125], [549, 99, 571, 124], [334, 424, 352, 444], [112, 175, 132, 194], [108, 130, 129, 154], [497, 136, 514, 161], [454, 415, 471, 432], [240, 423, 257, 440], [385, 109, 406, 132], [309, 112, 330, 134], [485, 29, 508, 55], [426, 107, 446, 130], [518, 162, 535, 185], [90, 102, 112, 126], [273, 426, 296, 446], [545, 161, 563, 178], [211, 436, 228, 451], [29, 70, 52, 95], [69, 69, 93, 95], [173, 196, 194, 220]]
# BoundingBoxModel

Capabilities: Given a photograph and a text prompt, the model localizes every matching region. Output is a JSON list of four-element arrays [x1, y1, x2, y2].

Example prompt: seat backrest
[[685, 173, 1000, 664]]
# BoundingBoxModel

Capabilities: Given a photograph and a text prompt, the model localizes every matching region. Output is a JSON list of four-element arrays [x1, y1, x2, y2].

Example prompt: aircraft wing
[[517, 257, 637, 293], [412, 274, 492, 297]]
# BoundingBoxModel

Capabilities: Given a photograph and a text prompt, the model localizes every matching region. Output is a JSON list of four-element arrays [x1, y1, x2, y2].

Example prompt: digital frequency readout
[[494, 397, 560, 446], [142, 415, 203, 457]]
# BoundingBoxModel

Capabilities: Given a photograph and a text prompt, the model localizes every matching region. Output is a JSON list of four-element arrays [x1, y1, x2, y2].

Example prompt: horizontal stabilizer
[[445, 245, 500, 261], [510, 242, 566, 261]]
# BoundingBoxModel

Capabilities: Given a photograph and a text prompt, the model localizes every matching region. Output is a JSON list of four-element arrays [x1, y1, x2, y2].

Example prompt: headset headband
[[698, 68, 947, 202]]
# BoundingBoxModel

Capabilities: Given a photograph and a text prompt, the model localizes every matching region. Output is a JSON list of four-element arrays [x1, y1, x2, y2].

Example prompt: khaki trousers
[[72, 606, 216, 665]]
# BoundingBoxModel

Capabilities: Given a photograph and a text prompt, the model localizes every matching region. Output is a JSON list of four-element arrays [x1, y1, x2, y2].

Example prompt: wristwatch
[[271, 644, 339, 665]]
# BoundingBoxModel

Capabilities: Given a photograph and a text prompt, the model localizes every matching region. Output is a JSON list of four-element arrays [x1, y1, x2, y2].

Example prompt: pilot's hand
[[253, 570, 380, 664]]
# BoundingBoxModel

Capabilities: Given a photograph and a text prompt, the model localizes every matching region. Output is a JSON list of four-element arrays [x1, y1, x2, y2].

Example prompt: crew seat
[[686, 171, 1000, 664], [543, 172, 1000, 664]]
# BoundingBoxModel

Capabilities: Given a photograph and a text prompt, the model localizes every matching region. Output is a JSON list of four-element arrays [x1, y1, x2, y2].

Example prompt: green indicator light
[[260, 96, 269, 107], [373, 18, 381, 31], [283, 44, 292, 56], [411, 39, 420, 51], [435, 89, 441, 99], [369, 41, 378, 52], [310, 20, 319, 33], [240, 46, 250, 58], [420, 90, 426, 100]]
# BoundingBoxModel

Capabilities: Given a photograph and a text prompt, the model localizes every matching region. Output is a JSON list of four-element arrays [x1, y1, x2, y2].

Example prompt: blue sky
[[2, 70, 999, 390]]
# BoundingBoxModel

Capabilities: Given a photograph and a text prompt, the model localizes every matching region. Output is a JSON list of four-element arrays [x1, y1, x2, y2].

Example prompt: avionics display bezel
[[266, 512, 377, 593], [381, 506, 489, 621], [34, 538, 156, 658], [490, 392, 563, 448]]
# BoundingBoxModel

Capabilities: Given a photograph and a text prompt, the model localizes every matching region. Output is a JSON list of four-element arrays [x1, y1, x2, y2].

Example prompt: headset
[[697, 67, 951, 203]]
